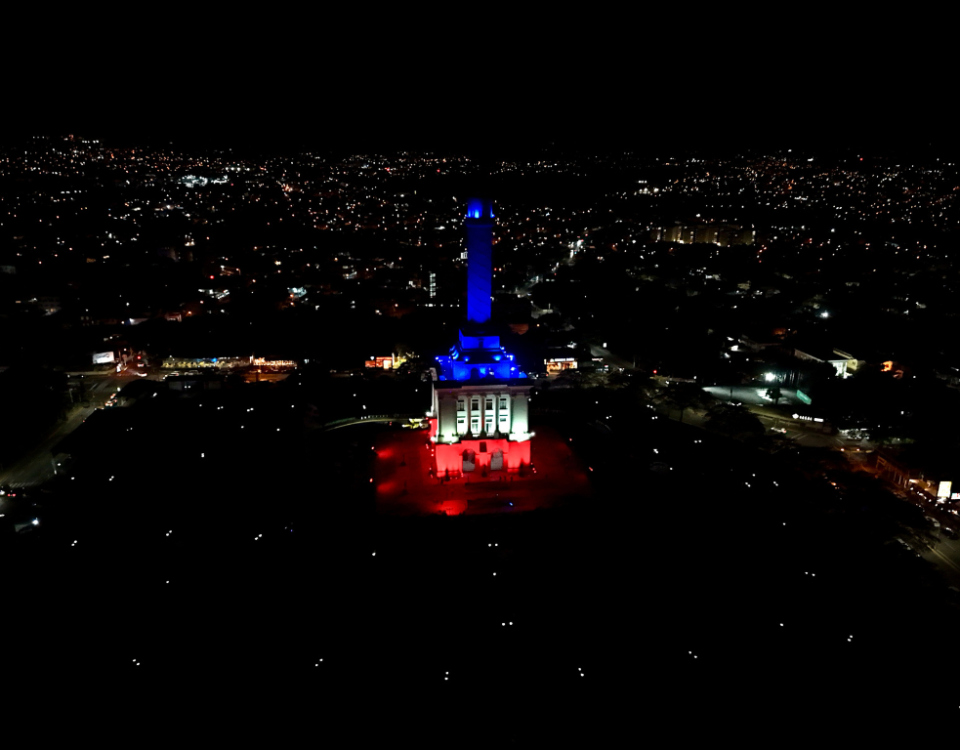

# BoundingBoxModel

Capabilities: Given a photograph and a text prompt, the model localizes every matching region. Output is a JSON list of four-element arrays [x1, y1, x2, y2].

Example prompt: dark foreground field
[[5, 391, 958, 738]]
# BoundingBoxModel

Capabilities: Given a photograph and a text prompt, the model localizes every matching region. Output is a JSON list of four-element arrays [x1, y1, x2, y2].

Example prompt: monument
[[428, 197, 533, 476]]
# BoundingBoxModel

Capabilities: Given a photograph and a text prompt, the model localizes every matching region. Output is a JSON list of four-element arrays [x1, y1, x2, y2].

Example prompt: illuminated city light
[[13, 140, 959, 690]]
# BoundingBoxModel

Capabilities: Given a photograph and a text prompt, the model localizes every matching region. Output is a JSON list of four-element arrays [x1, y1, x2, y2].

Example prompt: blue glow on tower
[[465, 197, 494, 325], [434, 197, 527, 382], [466, 197, 493, 220]]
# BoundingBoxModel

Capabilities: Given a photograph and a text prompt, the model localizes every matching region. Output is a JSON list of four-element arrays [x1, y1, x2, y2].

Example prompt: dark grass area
[[4, 382, 960, 732]]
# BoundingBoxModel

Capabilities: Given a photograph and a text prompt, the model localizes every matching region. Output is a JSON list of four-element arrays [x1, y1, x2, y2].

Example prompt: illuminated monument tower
[[429, 197, 533, 475]]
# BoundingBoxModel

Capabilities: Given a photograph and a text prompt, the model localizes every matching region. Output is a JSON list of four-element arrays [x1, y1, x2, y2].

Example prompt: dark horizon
[[6, 58, 955, 161], [4, 124, 956, 163]]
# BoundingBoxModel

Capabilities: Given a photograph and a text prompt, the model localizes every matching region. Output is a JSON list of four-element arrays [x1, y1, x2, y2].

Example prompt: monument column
[[465, 197, 494, 325]]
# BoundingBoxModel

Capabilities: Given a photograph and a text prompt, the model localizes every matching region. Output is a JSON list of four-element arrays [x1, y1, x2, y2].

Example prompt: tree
[[605, 369, 634, 389], [579, 371, 609, 388], [762, 431, 798, 456], [655, 382, 715, 424], [555, 369, 585, 388], [704, 403, 765, 440]]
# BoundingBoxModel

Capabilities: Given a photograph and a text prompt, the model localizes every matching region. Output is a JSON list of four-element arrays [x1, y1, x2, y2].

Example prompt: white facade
[[432, 383, 531, 444]]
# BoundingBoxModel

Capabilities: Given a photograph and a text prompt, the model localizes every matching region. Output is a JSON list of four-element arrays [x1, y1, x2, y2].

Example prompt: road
[[0, 371, 131, 490], [925, 539, 960, 586], [906, 498, 960, 586], [625, 367, 960, 589], [655, 403, 849, 450], [586, 349, 837, 446], [702, 384, 807, 408], [587, 343, 633, 370]]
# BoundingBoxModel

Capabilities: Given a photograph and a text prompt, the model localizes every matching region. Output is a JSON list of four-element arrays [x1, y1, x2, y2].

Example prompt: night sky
[[6, 16, 952, 159]]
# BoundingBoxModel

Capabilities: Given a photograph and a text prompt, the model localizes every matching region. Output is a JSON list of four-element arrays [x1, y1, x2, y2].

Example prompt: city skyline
[[3, 37, 959, 729], [5, 16, 953, 161]]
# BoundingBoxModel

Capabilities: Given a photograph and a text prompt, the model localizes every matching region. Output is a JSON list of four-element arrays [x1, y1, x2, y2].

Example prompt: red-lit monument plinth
[[428, 417, 531, 476], [373, 423, 590, 516]]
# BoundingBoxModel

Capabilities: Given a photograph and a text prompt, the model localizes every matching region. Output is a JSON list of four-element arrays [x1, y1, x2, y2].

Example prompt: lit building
[[429, 197, 532, 475], [544, 357, 577, 374], [364, 353, 408, 370]]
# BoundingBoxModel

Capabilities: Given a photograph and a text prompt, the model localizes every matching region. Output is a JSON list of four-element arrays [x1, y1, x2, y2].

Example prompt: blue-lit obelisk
[[428, 197, 532, 476], [465, 197, 494, 325]]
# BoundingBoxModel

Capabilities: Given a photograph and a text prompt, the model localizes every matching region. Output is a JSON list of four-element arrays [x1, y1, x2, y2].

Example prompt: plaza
[[374, 424, 592, 516]]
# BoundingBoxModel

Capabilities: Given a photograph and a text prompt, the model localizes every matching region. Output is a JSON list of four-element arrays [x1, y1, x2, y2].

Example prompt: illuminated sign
[[252, 359, 297, 368], [365, 357, 393, 369], [938, 480, 952, 498], [92, 351, 116, 364]]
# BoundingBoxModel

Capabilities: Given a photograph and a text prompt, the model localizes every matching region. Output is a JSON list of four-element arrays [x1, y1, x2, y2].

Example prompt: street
[[924, 538, 960, 585], [638, 377, 960, 586], [659, 403, 848, 450], [0, 371, 130, 490], [587, 343, 633, 370]]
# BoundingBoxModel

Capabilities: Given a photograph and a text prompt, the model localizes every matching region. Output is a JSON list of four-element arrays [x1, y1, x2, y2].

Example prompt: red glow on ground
[[433, 439, 530, 476], [374, 426, 591, 517], [438, 498, 468, 516]]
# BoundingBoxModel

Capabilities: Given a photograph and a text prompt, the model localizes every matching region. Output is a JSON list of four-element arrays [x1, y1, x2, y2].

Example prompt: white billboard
[[937, 481, 952, 499], [92, 351, 116, 365]]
